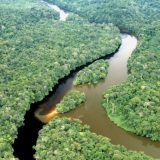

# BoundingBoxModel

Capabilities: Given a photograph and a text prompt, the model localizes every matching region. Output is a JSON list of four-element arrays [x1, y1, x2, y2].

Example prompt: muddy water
[[35, 34, 160, 158]]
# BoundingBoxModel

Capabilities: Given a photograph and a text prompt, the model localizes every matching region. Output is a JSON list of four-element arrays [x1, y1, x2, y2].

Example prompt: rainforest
[[0, 0, 160, 159]]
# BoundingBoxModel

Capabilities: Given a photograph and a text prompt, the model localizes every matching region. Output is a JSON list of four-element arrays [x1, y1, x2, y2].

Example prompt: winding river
[[13, 2, 160, 160], [35, 3, 160, 158], [35, 33, 160, 158]]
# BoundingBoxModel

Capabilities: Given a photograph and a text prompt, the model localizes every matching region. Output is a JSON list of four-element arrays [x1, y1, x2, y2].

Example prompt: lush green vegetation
[[0, 0, 121, 158], [74, 59, 109, 85], [1, 0, 160, 159], [49, 0, 160, 141], [56, 91, 86, 113], [103, 81, 160, 140], [34, 117, 153, 160], [47, 0, 160, 35]]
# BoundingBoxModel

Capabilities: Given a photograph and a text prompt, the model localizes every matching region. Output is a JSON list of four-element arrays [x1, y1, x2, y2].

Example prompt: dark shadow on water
[[12, 47, 120, 160]]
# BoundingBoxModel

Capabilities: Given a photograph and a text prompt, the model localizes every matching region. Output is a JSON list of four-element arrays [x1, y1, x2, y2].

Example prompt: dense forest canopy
[[56, 90, 86, 113], [48, 0, 160, 35], [47, 0, 160, 141], [35, 117, 153, 160], [0, 0, 120, 158], [0, 0, 160, 159], [73, 59, 109, 85]]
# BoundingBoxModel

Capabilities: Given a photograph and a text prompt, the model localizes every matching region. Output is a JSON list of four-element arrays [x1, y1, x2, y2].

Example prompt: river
[[13, 2, 160, 159], [35, 3, 160, 158], [35, 32, 160, 158]]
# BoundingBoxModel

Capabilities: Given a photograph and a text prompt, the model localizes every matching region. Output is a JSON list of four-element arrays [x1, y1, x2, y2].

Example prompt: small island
[[56, 90, 86, 113], [74, 59, 109, 85]]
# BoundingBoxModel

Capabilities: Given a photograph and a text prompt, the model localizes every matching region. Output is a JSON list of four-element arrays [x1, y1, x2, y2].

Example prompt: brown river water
[[35, 34, 160, 158]]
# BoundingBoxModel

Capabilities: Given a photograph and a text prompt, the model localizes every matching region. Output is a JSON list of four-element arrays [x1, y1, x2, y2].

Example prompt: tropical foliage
[[34, 117, 153, 160], [1, 0, 160, 159], [0, 0, 121, 158], [47, 0, 160, 36], [74, 60, 109, 85], [103, 81, 160, 141], [56, 91, 86, 113], [49, 0, 160, 141]]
